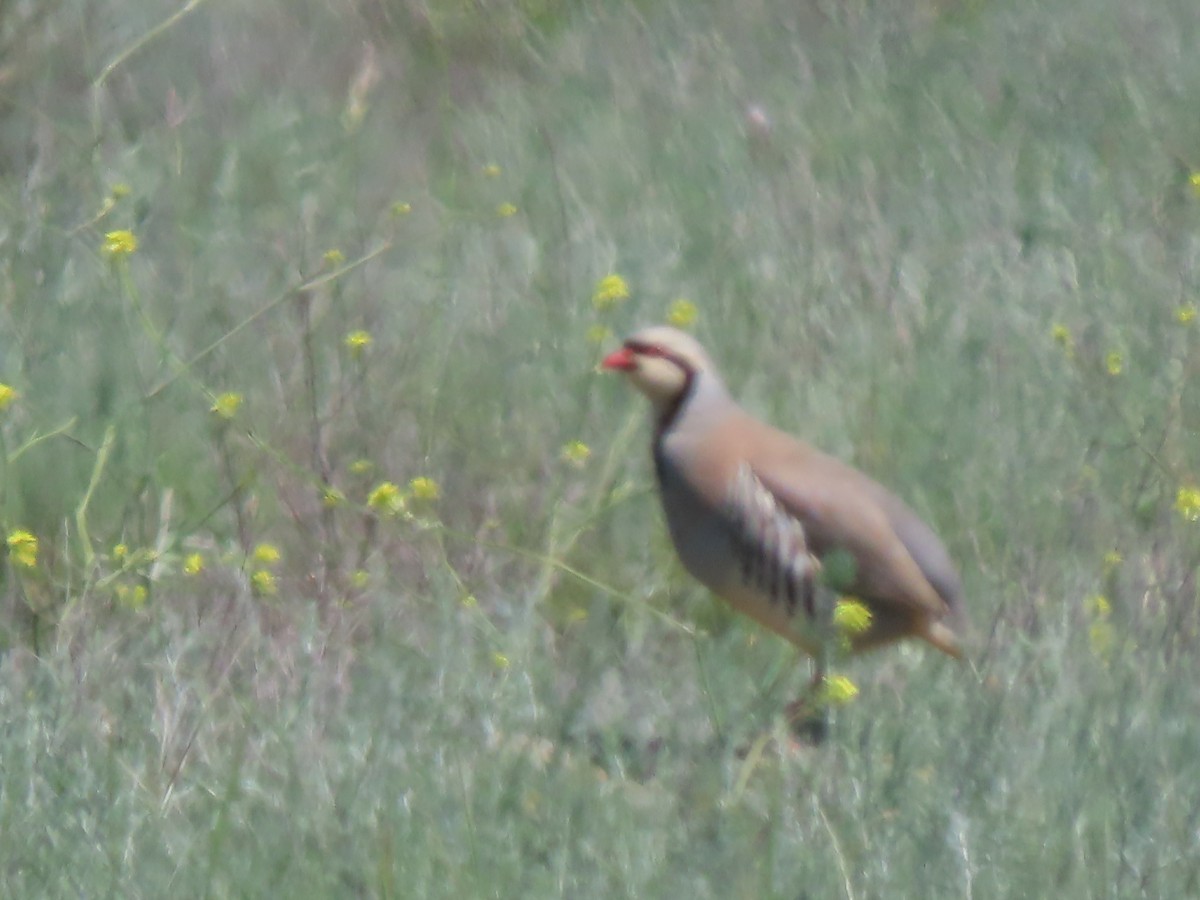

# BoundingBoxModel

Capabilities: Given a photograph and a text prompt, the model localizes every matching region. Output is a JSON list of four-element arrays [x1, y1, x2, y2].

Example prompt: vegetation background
[[2, 0, 1200, 895]]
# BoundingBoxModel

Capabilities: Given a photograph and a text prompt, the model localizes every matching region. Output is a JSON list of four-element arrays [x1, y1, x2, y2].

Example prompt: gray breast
[[653, 450, 816, 619], [652, 444, 737, 593]]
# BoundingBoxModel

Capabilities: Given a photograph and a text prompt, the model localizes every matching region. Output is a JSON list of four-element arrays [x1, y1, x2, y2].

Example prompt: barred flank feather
[[725, 464, 817, 619]]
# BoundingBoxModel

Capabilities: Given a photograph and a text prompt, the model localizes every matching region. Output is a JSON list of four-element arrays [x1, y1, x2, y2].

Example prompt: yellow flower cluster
[[366, 476, 440, 517], [667, 298, 698, 328], [1177, 305, 1197, 325], [211, 392, 243, 420], [345, 330, 372, 358], [7, 530, 37, 569], [585, 324, 612, 345], [368, 481, 405, 515], [560, 440, 591, 468], [250, 543, 282, 597], [251, 570, 278, 597], [1084, 594, 1110, 617], [0, 383, 17, 412], [822, 674, 859, 706], [116, 583, 148, 610], [253, 543, 281, 565], [1175, 486, 1200, 522], [409, 476, 440, 501], [323, 248, 346, 267], [184, 553, 205, 576], [1105, 351, 1123, 376], [592, 274, 630, 311], [833, 597, 873, 635], [1050, 323, 1075, 360], [102, 229, 138, 258]]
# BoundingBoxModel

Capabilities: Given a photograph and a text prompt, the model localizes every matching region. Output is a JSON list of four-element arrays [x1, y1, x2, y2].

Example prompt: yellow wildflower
[[492, 651, 511, 670], [7, 530, 37, 569], [113, 543, 129, 562], [350, 569, 370, 589], [102, 229, 138, 258], [560, 440, 591, 468], [1051, 323, 1075, 359], [1175, 486, 1200, 522], [833, 597, 873, 635], [409, 476, 440, 501], [592, 274, 630, 311], [323, 248, 346, 267], [391, 201, 412, 217], [496, 202, 518, 218], [345, 330, 372, 357], [667, 298, 698, 328], [460, 594, 478, 608], [116, 583, 148, 610], [183, 553, 205, 576], [252, 543, 281, 566], [483, 164, 502, 177], [368, 481, 405, 515], [1176, 305, 1196, 325], [250, 569, 277, 597], [110, 182, 132, 200], [349, 459, 374, 475], [211, 392, 243, 420], [0, 383, 15, 411], [822, 674, 859, 706], [1191, 172, 1200, 198], [1105, 351, 1123, 376], [1084, 594, 1111, 617], [585, 324, 613, 345]]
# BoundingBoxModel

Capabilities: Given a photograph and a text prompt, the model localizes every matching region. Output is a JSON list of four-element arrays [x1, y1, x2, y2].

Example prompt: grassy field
[[2, 0, 1200, 895]]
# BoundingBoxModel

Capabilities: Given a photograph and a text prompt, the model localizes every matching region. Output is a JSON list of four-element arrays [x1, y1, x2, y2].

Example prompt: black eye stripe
[[636, 341, 698, 435], [624, 340, 661, 356], [626, 342, 692, 373]]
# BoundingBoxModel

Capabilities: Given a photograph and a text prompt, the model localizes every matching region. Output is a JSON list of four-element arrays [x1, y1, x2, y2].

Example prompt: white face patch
[[626, 354, 688, 410]]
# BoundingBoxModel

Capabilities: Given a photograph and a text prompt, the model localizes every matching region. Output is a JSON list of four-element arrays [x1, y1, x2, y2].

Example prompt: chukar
[[602, 326, 965, 708]]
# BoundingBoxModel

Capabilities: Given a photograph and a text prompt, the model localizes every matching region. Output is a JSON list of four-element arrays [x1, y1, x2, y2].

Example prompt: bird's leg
[[785, 643, 829, 744]]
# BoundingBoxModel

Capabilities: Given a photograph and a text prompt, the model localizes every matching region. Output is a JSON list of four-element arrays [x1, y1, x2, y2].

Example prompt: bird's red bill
[[601, 347, 637, 371]]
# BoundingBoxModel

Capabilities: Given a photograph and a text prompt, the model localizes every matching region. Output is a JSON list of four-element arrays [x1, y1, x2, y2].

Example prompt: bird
[[601, 325, 966, 734]]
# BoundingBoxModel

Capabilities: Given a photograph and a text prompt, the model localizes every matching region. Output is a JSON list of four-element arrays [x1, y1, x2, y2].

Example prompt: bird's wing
[[742, 428, 951, 619]]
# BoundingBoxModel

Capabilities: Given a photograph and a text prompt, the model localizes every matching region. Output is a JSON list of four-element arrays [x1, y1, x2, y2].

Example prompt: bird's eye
[[628, 342, 667, 359]]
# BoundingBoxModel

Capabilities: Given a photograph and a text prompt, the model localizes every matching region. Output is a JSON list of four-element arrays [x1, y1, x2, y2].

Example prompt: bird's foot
[[784, 696, 829, 745]]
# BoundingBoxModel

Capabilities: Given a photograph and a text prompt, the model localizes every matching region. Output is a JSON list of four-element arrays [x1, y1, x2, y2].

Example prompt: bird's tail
[[921, 619, 964, 660]]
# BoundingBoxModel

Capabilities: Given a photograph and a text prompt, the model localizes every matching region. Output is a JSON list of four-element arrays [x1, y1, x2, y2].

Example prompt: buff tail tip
[[923, 619, 965, 660]]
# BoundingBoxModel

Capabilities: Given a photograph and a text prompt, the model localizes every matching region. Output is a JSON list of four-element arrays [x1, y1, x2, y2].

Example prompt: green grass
[[2, 0, 1200, 895]]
